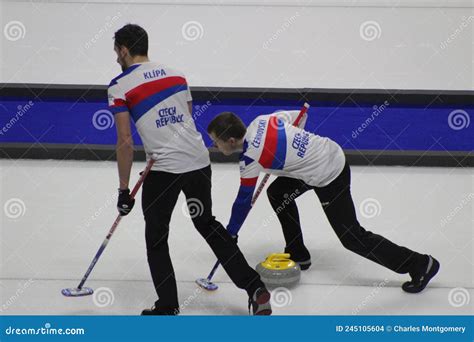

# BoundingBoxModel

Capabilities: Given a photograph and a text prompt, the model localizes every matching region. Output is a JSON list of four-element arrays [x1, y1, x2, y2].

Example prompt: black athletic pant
[[266, 162, 422, 274], [142, 165, 263, 310]]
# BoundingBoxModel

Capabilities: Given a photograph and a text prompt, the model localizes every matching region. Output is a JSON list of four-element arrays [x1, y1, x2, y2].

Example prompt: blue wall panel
[[0, 97, 472, 152]]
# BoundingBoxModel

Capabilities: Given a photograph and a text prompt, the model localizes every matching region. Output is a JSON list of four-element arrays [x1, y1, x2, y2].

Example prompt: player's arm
[[188, 101, 193, 116], [227, 157, 262, 236], [108, 83, 132, 189], [114, 110, 136, 216], [227, 179, 256, 236], [115, 111, 134, 190], [108, 83, 135, 216]]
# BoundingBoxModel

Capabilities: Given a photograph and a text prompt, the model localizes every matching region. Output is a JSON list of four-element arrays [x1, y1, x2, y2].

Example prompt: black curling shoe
[[402, 255, 440, 293], [141, 305, 179, 315], [248, 287, 272, 315]]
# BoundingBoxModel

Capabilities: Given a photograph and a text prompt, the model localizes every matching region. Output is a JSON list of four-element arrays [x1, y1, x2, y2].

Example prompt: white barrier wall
[[1, 0, 472, 90]]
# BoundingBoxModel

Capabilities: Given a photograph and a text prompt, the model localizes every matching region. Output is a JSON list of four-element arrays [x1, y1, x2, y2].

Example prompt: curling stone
[[255, 253, 301, 288]]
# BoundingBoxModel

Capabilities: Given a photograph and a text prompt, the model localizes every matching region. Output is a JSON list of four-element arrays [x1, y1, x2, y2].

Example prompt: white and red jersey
[[227, 110, 345, 235], [107, 61, 210, 173], [240, 110, 345, 187]]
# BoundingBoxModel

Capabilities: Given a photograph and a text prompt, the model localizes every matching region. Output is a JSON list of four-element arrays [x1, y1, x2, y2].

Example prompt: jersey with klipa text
[[107, 61, 210, 173]]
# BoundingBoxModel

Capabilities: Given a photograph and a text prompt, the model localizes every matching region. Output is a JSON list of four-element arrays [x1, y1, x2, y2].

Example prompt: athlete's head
[[207, 112, 247, 156], [113, 24, 148, 71]]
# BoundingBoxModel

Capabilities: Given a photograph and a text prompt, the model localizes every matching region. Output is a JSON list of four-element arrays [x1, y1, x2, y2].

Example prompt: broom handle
[[77, 157, 156, 290]]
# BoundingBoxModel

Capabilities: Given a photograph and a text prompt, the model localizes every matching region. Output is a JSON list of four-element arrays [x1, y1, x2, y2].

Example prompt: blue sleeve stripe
[[271, 120, 287, 169], [227, 185, 255, 236], [109, 105, 128, 114]]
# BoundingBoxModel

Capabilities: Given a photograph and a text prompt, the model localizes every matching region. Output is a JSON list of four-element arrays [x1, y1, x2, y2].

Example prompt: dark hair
[[207, 112, 247, 141], [114, 24, 148, 56]]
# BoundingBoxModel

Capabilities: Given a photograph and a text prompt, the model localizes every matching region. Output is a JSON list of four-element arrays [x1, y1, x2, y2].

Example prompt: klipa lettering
[[144, 69, 166, 80]]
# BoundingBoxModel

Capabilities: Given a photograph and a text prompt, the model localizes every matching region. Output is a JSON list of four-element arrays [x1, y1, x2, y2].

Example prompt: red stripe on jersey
[[112, 99, 126, 107], [241, 177, 258, 187], [258, 116, 278, 168], [125, 76, 187, 109]]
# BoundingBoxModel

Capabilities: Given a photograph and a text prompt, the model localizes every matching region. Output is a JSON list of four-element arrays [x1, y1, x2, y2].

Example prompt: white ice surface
[[0, 160, 472, 315]]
